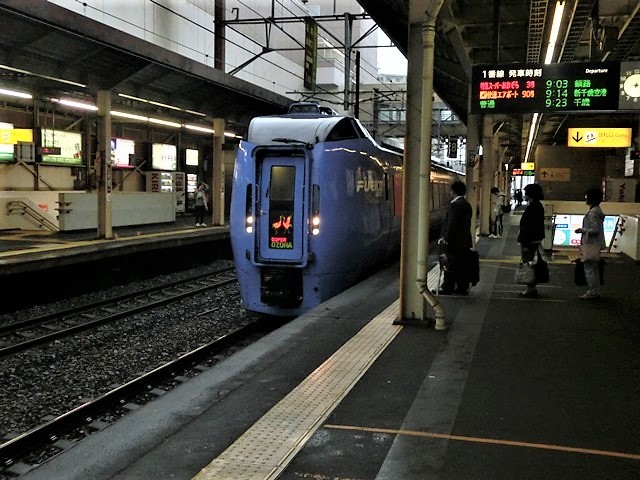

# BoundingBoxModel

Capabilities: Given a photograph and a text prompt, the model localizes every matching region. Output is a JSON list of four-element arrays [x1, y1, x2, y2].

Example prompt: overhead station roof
[[357, 0, 640, 161], [2, 0, 640, 159], [0, 0, 291, 134]]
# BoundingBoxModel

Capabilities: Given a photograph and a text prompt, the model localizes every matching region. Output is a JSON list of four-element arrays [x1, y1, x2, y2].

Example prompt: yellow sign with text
[[520, 162, 535, 170], [567, 128, 631, 148], [0, 129, 33, 145]]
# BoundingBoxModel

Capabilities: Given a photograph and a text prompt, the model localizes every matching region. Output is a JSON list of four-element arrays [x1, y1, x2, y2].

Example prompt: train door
[[256, 155, 306, 264]]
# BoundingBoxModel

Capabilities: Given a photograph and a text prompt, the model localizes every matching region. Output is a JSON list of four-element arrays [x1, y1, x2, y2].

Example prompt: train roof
[[246, 115, 350, 146]]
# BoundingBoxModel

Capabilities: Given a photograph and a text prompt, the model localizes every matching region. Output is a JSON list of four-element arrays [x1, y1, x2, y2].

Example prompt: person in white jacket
[[194, 181, 209, 227], [575, 188, 605, 299], [489, 187, 506, 238]]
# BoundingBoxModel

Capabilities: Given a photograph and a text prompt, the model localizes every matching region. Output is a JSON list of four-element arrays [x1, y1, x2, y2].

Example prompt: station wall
[[535, 144, 627, 201]]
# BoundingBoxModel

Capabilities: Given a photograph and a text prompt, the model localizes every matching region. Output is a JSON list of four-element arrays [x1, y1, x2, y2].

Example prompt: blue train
[[230, 103, 462, 316]]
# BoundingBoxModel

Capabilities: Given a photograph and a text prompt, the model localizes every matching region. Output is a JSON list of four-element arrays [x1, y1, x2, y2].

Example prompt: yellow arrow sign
[[568, 128, 632, 148]]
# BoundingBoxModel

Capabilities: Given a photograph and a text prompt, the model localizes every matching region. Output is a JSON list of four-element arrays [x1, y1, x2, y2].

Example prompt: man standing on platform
[[436, 180, 473, 295]]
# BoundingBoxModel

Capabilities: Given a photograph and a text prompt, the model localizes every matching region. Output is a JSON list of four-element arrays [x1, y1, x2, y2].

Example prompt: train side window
[[384, 172, 389, 201], [326, 118, 361, 141]]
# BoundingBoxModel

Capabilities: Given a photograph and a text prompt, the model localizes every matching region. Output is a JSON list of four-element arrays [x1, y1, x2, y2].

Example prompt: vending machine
[[186, 173, 198, 211], [146, 172, 186, 213], [173, 172, 185, 213]]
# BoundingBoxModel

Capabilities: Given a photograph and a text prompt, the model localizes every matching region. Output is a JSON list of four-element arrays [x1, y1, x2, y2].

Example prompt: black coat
[[441, 196, 472, 250], [517, 199, 545, 246]]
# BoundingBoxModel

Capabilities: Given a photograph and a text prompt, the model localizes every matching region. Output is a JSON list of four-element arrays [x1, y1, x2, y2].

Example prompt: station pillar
[[466, 114, 482, 244], [399, 0, 444, 326], [96, 90, 113, 239], [479, 115, 495, 236], [211, 118, 225, 226]]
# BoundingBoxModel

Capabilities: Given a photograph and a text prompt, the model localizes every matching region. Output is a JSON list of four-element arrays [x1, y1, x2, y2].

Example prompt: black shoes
[[518, 289, 538, 298]]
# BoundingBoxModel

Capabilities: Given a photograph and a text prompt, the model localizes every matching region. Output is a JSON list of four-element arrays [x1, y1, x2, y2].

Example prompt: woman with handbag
[[575, 188, 605, 299], [516, 183, 545, 297]]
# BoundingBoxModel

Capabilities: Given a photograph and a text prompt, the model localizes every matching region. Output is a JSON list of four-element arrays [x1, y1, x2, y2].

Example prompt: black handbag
[[574, 258, 605, 286], [533, 248, 549, 283], [573, 259, 587, 286]]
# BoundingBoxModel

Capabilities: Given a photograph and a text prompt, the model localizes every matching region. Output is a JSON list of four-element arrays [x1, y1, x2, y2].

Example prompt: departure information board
[[471, 62, 621, 114]]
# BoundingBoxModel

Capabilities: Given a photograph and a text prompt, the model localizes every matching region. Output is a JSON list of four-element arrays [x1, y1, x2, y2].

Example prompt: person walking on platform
[[517, 183, 545, 297], [575, 188, 605, 299], [489, 186, 506, 238], [195, 181, 209, 227], [514, 189, 523, 207], [436, 180, 473, 295]]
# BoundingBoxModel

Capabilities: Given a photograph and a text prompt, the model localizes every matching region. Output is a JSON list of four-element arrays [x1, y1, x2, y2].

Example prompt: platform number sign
[[447, 136, 458, 158]]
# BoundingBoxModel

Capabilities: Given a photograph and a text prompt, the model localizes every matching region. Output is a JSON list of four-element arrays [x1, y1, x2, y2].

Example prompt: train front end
[[230, 117, 319, 316]]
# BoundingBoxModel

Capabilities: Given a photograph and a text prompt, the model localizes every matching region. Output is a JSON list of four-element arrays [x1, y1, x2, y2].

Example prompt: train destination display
[[471, 62, 627, 114]]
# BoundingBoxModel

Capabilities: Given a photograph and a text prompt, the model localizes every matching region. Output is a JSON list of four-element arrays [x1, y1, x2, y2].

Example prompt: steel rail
[[0, 267, 235, 336], [0, 321, 270, 467], [0, 271, 237, 359]]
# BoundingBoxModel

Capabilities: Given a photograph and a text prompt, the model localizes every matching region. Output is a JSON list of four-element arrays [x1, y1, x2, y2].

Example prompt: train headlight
[[246, 215, 254, 233], [311, 215, 320, 235], [311, 184, 320, 236]]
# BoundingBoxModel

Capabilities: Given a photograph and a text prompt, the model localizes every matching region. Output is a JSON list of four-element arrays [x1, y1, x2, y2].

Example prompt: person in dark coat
[[437, 180, 473, 295], [517, 183, 545, 297]]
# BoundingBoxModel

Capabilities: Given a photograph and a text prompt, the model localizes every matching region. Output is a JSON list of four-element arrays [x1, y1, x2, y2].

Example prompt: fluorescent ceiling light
[[118, 93, 206, 117], [526, 1, 565, 162], [185, 124, 214, 133], [0, 87, 32, 99], [544, 1, 565, 64], [148, 117, 181, 128], [0, 64, 85, 87], [111, 110, 149, 122], [53, 98, 98, 111]]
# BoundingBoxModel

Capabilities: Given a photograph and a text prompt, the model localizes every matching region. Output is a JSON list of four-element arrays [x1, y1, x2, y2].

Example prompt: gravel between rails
[[0, 260, 261, 438]]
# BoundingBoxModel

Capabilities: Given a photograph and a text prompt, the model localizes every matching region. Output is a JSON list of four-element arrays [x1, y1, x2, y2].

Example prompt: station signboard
[[539, 167, 571, 181], [567, 127, 632, 148], [471, 62, 623, 114], [521, 162, 535, 170]]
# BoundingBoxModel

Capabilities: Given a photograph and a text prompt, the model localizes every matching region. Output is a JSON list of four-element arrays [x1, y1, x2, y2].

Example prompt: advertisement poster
[[553, 214, 618, 247], [151, 143, 177, 171], [0, 128, 33, 162], [41, 129, 82, 165], [111, 138, 135, 167]]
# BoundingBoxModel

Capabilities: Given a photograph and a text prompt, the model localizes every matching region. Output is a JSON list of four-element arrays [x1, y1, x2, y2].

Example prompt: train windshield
[[270, 166, 295, 204], [326, 118, 364, 141]]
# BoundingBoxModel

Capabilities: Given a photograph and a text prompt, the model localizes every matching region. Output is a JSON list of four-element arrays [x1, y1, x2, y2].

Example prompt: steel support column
[[211, 118, 226, 225], [96, 90, 113, 239]]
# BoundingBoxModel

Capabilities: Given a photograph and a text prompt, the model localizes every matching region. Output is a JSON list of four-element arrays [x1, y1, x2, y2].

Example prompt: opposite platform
[[0, 213, 229, 275]]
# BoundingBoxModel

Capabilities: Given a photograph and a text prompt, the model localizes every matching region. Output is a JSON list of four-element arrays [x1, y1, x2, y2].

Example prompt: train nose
[[260, 267, 303, 308]]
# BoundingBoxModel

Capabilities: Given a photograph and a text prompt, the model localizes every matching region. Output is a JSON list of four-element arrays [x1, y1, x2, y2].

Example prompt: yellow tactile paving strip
[[192, 299, 403, 480]]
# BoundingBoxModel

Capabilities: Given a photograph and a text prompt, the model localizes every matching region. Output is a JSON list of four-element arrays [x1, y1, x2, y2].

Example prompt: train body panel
[[231, 107, 459, 316]]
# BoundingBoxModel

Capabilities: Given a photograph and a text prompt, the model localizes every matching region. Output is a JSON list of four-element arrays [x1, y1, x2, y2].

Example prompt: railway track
[[0, 267, 237, 358], [0, 319, 285, 475]]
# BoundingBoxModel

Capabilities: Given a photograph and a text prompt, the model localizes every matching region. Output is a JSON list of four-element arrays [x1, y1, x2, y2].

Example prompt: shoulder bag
[[515, 261, 535, 285], [533, 247, 549, 283]]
